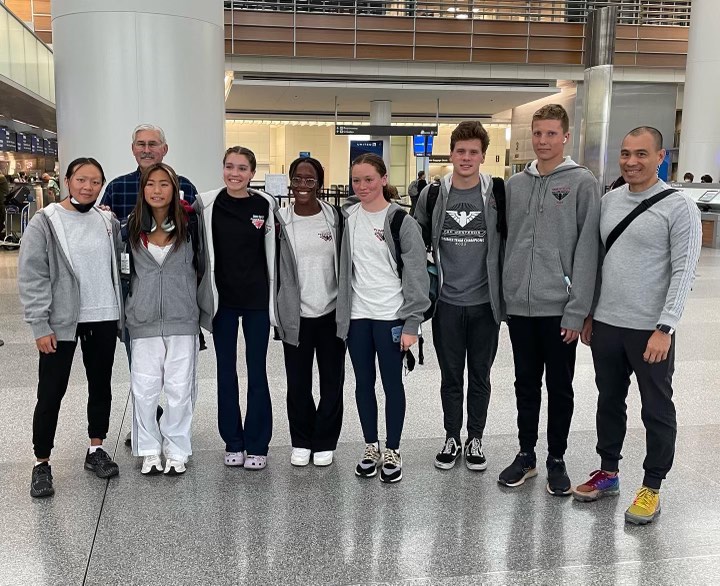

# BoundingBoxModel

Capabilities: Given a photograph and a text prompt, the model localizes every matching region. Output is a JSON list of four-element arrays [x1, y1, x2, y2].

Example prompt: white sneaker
[[164, 458, 186, 475], [313, 450, 334, 466], [291, 447, 311, 466], [141, 455, 163, 475]]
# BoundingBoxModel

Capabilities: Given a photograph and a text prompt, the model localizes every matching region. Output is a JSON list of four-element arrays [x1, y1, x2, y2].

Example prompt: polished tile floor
[[1, 248, 719, 586]]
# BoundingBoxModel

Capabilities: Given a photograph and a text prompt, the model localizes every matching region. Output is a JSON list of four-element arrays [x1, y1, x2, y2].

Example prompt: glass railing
[[0, 2, 55, 104], [224, 0, 691, 26]]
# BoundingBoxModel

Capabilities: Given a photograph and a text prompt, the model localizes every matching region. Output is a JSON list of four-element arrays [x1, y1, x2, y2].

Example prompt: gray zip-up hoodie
[[336, 198, 430, 340], [18, 204, 124, 341], [194, 188, 278, 332], [124, 236, 200, 339], [413, 172, 505, 324], [275, 200, 341, 346], [502, 157, 600, 332]]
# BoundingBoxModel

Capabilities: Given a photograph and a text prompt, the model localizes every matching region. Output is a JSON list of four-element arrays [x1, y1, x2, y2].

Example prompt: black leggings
[[33, 321, 117, 459]]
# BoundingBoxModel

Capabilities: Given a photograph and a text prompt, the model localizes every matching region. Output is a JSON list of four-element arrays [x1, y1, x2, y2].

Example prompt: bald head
[[624, 126, 663, 151]]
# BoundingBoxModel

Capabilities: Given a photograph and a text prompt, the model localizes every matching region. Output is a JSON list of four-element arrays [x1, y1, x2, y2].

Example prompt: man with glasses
[[101, 124, 197, 221]]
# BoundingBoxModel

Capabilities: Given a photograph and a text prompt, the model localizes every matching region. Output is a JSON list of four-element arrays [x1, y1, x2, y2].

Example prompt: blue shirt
[[100, 168, 197, 222]]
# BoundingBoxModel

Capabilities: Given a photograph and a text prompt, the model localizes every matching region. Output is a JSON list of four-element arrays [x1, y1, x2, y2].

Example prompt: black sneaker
[[546, 456, 572, 496], [30, 462, 55, 498], [84, 448, 120, 479], [355, 443, 382, 478], [380, 448, 402, 484], [498, 452, 537, 487], [434, 437, 461, 470], [464, 437, 488, 471]]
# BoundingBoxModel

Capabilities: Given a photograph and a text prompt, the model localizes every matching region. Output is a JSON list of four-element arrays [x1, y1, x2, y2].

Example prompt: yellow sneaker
[[625, 486, 661, 525]]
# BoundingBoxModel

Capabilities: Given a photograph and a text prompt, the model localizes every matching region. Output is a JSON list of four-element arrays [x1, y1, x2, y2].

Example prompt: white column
[[678, 0, 720, 181], [370, 100, 391, 167], [51, 0, 225, 193]]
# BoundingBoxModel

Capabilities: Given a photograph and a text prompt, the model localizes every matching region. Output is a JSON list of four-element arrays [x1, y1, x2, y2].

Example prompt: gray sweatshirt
[[593, 180, 702, 330], [193, 187, 278, 333], [502, 157, 600, 331], [275, 200, 341, 346], [18, 204, 124, 341], [413, 172, 505, 324], [124, 236, 200, 339], [336, 198, 430, 340]]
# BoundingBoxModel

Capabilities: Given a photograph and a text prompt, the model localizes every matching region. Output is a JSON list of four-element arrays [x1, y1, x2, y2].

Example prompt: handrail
[[224, 0, 691, 26], [1, 1, 54, 52]]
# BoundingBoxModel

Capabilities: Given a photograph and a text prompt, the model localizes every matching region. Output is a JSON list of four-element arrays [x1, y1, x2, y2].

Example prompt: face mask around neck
[[69, 197, 95, 213]]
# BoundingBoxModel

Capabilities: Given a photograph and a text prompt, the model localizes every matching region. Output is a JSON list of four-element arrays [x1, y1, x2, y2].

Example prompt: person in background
[[682, 172, 694, 183], [275, 156, 345, 467], [0, 172, 8, 237], [407, 170, 427, 216], [195, 146, 277, 470], [42, 173, 60, 203], [18, 157, 123, 498], [125, 163, 201, 476], [700, 174, 713, 183], [574, 126, 701, 525], [337, 153, 429, 484]]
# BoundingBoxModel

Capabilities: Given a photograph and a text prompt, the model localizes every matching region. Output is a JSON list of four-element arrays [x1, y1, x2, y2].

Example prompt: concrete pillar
[[370, 99, 391, 167], [51, 0, 225, 194], [578, 5, 617, 191], [678, 0, 720, 181]]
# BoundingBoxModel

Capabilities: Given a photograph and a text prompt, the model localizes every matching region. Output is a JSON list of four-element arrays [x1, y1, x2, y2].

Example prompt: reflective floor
[[1, 248, 720, 586]]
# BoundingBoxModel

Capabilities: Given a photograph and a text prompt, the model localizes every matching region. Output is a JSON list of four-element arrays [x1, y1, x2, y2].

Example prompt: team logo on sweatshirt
[[250, 215, 265, 229], [552, 185, 571, 202], [318, 230, 332, 242], [447, 210, 481, 228], [374, 228, 385, 242]]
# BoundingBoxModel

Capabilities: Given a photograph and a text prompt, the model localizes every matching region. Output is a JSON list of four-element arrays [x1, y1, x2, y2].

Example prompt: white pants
[[131, 335, 199, 462]]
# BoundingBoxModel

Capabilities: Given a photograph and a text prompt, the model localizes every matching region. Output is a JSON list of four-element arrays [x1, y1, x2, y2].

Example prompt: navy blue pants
[[347, 318, 405, 450], [213, 305, 271, 455]]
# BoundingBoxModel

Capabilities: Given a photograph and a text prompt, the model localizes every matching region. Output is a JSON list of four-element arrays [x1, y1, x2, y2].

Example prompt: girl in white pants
[[124, 163, 201, 475]]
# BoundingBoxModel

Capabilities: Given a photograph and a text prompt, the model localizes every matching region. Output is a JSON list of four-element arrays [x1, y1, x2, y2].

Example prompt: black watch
[[656, 324, 675, 335]]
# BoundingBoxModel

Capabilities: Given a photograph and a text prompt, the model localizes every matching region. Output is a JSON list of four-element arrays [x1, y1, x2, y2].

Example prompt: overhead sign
[[335, 125, 438, 136], [429, 155, 450, 164]]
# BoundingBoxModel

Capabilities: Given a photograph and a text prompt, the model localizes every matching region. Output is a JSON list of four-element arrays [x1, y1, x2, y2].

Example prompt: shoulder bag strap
[[604, 189, 677, 253]]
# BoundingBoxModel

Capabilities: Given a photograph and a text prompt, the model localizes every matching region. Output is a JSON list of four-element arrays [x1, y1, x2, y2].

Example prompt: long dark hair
[[129, 163, 187, 250], [350, 153, 394, 201]]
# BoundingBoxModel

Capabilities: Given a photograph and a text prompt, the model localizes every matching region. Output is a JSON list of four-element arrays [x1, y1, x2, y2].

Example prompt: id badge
[[120, 252, 131, 275]]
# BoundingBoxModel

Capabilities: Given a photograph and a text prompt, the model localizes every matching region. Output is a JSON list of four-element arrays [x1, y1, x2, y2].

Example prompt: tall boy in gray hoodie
[[499, 104, 600, 495]]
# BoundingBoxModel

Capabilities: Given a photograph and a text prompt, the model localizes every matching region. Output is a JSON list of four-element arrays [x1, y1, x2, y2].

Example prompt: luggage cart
[[1, 202, 32, 250]]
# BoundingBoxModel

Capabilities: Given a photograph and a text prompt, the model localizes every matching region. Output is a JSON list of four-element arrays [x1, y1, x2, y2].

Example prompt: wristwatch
[[656, 324, 675, 335]]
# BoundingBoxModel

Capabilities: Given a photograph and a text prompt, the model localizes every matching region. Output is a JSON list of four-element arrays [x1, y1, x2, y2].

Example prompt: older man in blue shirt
[[101, 124, 197, 221]]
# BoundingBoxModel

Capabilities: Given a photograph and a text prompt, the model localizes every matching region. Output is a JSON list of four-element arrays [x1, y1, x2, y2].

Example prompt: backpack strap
[[422, 183, 441, 249], [604, 189, 677, 253], [390, 208, 408, 279], [491, 177, 507, 240]]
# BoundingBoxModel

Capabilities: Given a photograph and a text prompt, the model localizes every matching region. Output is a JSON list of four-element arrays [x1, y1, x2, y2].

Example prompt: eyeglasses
[[291, 177, 317, 188], [134, 141, 163, 149]]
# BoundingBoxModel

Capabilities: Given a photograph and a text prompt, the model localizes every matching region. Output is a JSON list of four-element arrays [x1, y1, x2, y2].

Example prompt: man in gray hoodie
[[414, 121, 505, 472], [499, 104, 600, 495]]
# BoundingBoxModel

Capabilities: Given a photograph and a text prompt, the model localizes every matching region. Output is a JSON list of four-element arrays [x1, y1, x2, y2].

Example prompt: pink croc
[[224, 452, 245, 467], [243, 455, 267, 470]]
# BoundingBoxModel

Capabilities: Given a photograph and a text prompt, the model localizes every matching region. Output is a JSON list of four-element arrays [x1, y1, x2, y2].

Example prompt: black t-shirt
[[417, 179, 428, 194], [212, 189, 269, 310]]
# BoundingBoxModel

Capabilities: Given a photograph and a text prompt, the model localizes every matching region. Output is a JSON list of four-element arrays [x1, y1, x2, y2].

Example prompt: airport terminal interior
[[2, 0, 720, 584]]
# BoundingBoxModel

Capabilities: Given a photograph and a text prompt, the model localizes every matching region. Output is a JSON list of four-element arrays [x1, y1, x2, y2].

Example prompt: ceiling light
[[455, 13, 468, 19]]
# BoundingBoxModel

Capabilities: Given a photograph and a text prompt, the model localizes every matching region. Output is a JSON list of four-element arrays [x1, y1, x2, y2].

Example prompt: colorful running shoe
[[572, 469, 620, 502]]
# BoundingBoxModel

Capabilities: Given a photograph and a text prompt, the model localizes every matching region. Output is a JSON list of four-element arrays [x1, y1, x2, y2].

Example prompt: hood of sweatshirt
[[442, 172, 492, 198], [522, 156, 587, 214]]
